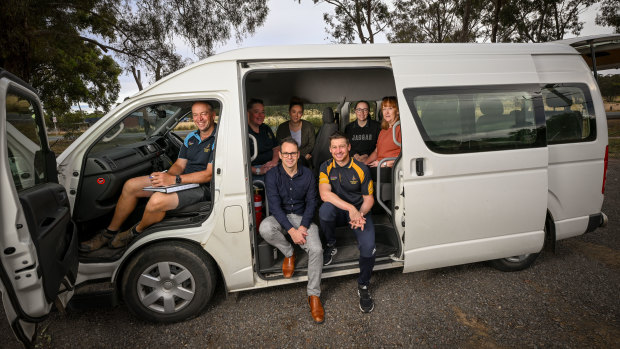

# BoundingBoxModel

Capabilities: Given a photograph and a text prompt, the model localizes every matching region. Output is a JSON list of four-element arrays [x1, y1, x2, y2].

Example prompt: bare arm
[[319, 183, 356, 213], [365, 149, 378, 165], [150, 159, 212, 186]]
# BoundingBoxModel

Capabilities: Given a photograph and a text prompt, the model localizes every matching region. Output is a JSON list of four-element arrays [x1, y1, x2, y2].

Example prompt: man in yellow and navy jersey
[[318, 131, 376, 313]]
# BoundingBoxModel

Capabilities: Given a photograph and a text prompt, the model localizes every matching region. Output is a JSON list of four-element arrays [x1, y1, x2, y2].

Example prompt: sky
[[112, 0, 617, 104]]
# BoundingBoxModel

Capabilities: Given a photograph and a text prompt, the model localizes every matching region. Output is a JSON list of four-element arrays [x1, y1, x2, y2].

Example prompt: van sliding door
[[391, 55, 548, 273]]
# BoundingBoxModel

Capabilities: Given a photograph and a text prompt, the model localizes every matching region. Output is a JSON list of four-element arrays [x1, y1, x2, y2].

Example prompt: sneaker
[[79, 230, 114, 252], [323, 245, 337, 266], [357, 284, 374, 313], [109, 226, 139, 249]]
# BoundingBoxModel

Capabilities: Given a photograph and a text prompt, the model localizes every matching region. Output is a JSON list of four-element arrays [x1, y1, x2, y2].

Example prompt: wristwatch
[[255, 167, 260, 175], [176, 175, 181, 184]]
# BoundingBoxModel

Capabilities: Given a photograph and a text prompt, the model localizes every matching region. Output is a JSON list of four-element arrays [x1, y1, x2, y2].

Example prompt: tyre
[[489, 253, 540, 272], [121, 241, 216, 323]]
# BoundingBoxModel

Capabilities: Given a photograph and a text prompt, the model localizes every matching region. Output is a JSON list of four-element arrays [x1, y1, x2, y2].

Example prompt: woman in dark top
[[276, 98, 315, 166]]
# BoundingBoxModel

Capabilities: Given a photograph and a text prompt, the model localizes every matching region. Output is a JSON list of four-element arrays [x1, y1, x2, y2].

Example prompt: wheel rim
[[136, 261, 196, 314], [505, 254, 530, 263]]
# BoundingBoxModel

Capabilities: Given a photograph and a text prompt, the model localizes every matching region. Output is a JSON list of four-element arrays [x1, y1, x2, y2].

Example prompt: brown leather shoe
[[79, 231, 113, 252], [308, 295, 324, 324], [282, 254, 295, 278]]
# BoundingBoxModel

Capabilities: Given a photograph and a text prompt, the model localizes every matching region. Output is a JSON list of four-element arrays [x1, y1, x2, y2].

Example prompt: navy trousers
[[319, 202, 376, 286]]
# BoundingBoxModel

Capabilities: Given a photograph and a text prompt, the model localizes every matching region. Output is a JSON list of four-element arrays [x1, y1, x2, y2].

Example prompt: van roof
[[135, 42, 579, 98]]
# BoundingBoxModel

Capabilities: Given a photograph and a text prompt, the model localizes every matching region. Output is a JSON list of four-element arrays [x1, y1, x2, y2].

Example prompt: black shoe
[[323, 244, 337, 266], [358, 284, 374, 313]]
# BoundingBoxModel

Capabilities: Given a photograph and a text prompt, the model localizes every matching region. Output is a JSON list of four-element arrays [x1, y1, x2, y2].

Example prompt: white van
[[1, 37, 614, 346]]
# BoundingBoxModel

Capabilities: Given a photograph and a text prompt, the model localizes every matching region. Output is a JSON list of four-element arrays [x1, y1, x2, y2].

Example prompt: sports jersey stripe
[[350, 161, 365, 184]]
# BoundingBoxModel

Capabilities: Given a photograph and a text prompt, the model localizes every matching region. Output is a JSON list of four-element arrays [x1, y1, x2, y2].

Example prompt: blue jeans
[[319, 202, 376, 286]]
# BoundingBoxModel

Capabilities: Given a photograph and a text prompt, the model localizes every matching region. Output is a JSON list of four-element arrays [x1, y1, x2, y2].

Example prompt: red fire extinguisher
[[254, 186, 263, 228]]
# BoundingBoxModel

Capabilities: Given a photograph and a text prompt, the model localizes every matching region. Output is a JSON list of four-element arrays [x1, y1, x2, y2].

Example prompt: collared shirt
[[319, 157, 373, 208], [265, 164, 317, 232], [249, 123, 278, 166], [178, 125, 217, 175], [345, 119, 381, 156]]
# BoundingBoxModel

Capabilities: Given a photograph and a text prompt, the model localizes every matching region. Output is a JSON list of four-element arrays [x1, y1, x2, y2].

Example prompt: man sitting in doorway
[[80, 101, 217, 252], [259, 137, 324, 323]]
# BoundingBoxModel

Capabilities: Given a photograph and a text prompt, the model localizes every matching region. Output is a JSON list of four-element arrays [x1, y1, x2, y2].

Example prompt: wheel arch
[[544, 209, 556, 253], [112, 237, 224, 300]]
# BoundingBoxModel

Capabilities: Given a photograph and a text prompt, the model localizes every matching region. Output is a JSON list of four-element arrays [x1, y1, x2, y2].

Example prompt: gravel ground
[[2, 160, 619, 348]]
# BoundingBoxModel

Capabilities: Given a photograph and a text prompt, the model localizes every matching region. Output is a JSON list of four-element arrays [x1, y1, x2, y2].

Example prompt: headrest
[[480, 99, 504, 116], [322, 107, 335, 123], [543, 90, 572, 109]]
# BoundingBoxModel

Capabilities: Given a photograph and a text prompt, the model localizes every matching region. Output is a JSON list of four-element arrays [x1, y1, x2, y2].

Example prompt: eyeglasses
[[281, 152, 299, 158], [192, 111, 210, 117], [355, 108, 369, 113]]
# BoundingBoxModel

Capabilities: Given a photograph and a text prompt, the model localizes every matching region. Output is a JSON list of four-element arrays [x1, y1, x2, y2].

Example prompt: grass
[[607, 119, 620, 137]]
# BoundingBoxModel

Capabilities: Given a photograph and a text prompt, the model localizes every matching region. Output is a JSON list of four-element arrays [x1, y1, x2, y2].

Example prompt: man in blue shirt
[[318, 131, 376, 313], [259, 137, 324, 323], [80, 101, 217, 252]]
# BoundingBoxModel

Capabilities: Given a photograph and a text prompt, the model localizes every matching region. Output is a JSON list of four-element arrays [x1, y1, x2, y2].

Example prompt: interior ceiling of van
[[244, 68, 397, 105]]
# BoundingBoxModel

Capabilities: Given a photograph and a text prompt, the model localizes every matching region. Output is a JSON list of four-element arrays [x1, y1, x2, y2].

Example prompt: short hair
[[380, 96, 400, 130], [289, 97, 304, 112], [329, 131, 349, 145], [247, 98, 264, 111], [355, 100, 370, 110], [279, 136, 299, 150], [193, 101, 214, 112]]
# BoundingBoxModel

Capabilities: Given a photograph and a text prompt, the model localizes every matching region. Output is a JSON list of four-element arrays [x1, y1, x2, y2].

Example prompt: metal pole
[[589, 40, 598, 81]]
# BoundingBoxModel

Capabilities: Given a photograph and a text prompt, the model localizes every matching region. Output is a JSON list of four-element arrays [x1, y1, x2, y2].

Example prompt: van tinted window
[[542, 84, 595, 144], [404, 86, 546, 154]]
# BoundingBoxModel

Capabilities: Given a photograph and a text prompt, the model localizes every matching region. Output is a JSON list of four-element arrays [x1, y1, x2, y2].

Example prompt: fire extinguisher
[[254, 186, 263, 228]]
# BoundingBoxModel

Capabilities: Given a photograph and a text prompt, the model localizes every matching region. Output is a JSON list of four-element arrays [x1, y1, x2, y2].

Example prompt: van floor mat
[[258, 242, 398, 276]]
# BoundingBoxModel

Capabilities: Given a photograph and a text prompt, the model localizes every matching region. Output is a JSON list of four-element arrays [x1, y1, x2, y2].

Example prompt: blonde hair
[[380, 96, 400, 130]]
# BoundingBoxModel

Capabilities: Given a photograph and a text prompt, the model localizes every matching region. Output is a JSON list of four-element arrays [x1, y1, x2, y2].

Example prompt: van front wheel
[[489, 253, 540, 272], [121, 241, 216, 323]]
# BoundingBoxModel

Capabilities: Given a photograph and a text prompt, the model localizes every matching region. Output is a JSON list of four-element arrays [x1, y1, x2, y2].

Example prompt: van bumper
[[585, 212, 608, 233]]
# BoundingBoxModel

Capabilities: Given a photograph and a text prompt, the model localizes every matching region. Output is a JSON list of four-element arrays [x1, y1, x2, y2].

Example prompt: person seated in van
[[248, 98, 279, 179], [276, 97, 315, 167], [259, 137, 324, 323], [345, 100, 381, 163], [318, 131, 376, 313], [365, 96, 401, 168], [79, 101, 217, 252]]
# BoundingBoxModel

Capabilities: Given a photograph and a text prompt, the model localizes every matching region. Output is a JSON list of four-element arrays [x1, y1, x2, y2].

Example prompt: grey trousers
[[259, 214, 323, 297]]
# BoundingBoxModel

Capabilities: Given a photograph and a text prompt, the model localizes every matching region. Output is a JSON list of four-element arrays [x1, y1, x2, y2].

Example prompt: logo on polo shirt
[[204, 147, 210, 153], [188, 140, 195, 146], [350, 175, 358, 185]]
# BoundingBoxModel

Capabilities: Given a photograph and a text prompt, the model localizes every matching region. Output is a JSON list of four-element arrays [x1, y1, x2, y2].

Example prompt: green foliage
[[297, 0, 391, 43], [595, 0, 620, 33], [388, 0, 595, 44], [598, 74, 620, 103], [0, 0, 122, 117], [113, 0, 269, 87]]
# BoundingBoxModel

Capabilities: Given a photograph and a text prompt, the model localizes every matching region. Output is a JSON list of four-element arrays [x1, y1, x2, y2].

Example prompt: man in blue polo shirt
[[259, 137, 324, 323], [80, 101, 217, 252], [318, 131, 376, 313]]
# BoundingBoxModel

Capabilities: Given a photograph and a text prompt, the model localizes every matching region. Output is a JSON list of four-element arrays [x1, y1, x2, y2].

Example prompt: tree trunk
[[131, 66, 143, 91]]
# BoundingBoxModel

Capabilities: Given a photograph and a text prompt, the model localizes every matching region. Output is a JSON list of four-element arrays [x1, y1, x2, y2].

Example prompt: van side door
[[0, 71, 78, 347], [391, 55, 548, 272]]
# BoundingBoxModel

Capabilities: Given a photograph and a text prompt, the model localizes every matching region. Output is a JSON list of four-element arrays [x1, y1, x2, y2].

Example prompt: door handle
[[415, 158, 424, 176]]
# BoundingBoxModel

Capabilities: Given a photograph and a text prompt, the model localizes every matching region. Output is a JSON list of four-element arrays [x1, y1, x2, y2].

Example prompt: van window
[[542, 84, 596, 144], [5, 92, 46, 190], [404, 86, 545, 154]]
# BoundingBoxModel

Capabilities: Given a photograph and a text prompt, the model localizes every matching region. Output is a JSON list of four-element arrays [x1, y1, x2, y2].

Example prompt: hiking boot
[[323, 244, 337, 266], [79, 230, 114, 252], [358, 284, 374, 313], [109, 226, 139, 249]]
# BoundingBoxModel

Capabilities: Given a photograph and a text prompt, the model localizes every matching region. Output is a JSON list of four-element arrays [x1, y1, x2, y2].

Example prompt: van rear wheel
[[489, 253, 539, 272], [121, 241, 216, 323]]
